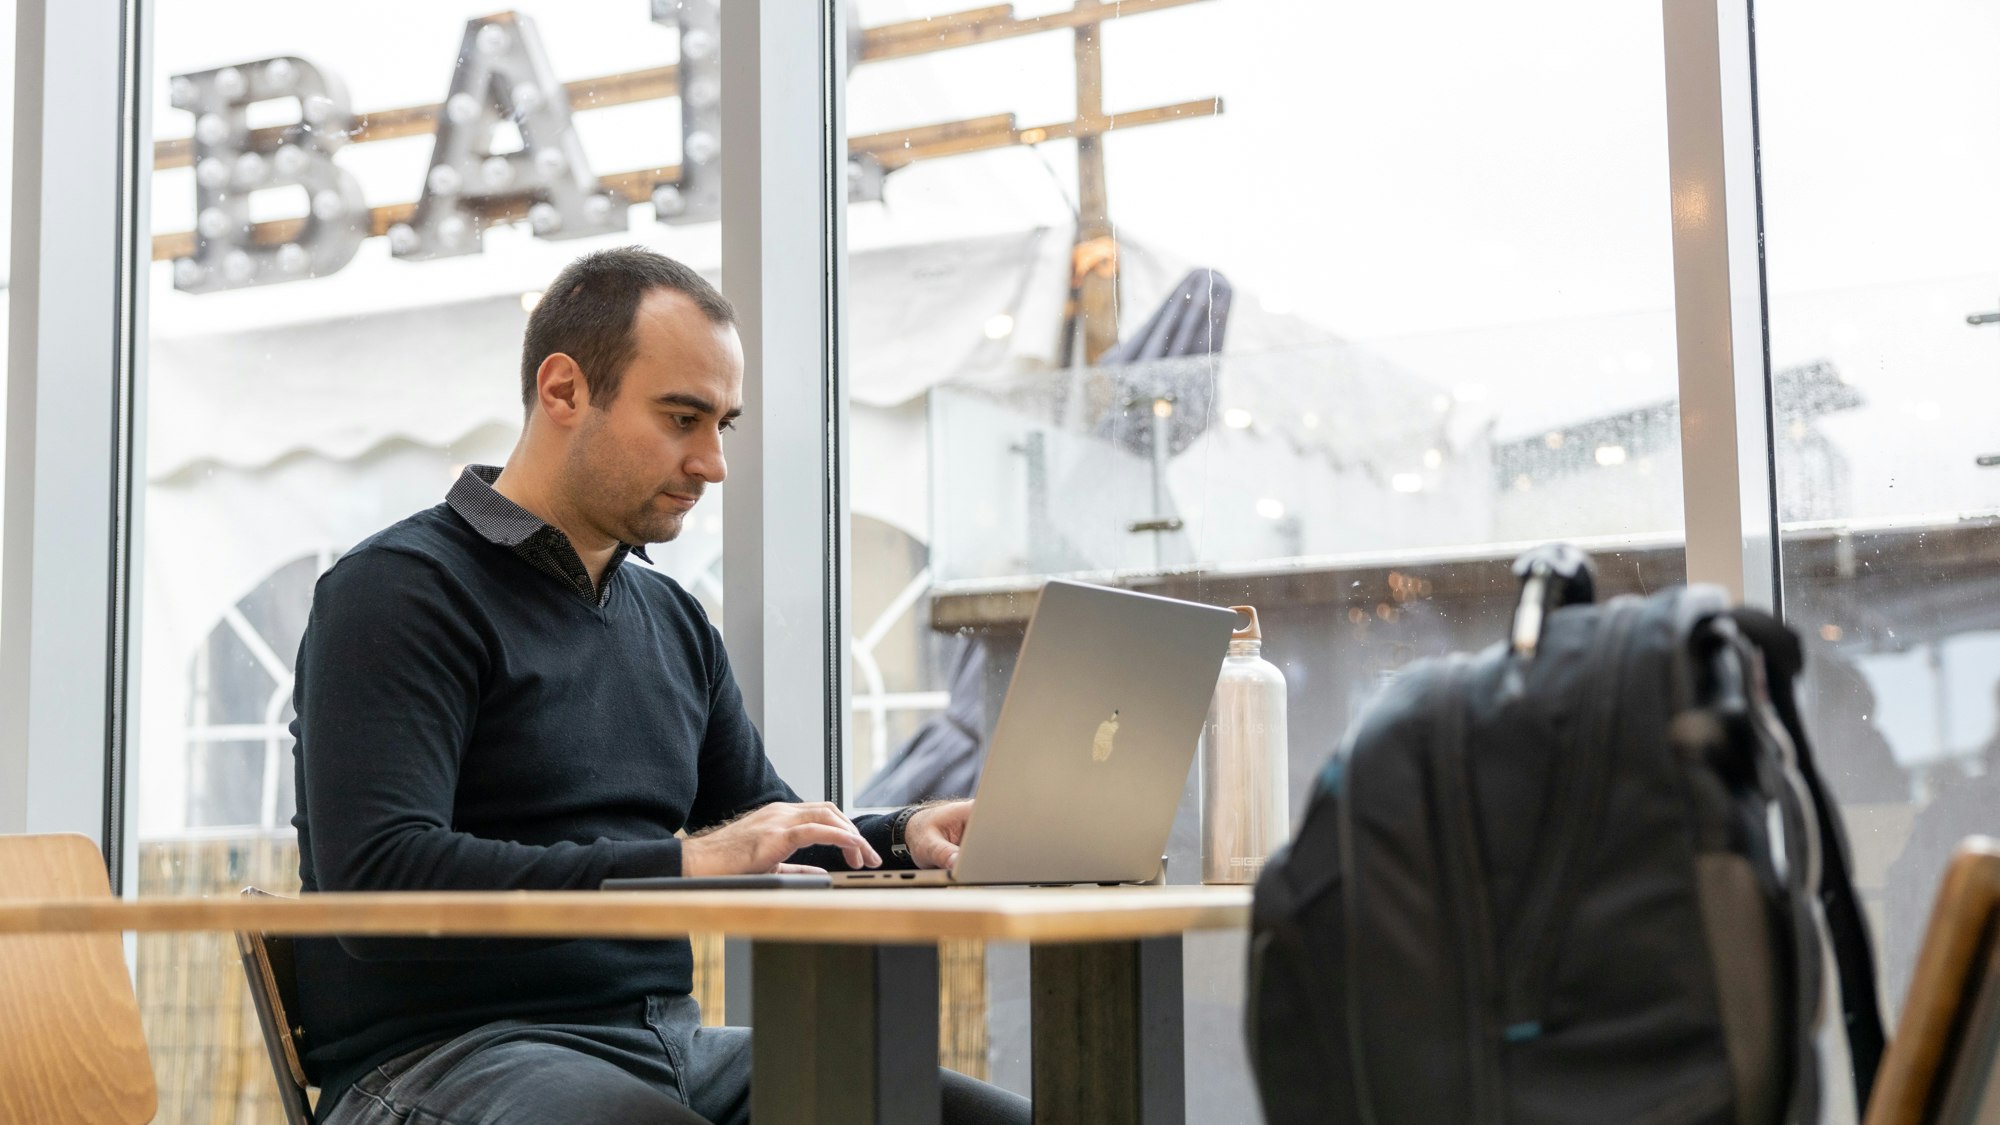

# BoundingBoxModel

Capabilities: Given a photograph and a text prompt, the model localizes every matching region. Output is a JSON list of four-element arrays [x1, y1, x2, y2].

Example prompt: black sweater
[[289, 503, 900, 1112]]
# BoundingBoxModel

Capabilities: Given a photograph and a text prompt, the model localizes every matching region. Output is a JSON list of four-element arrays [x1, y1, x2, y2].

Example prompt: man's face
[[563, 288, 744, 547]]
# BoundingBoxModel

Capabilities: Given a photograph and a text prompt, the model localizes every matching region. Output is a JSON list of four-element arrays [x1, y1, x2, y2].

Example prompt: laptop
[[829, 579, 1239, 887]]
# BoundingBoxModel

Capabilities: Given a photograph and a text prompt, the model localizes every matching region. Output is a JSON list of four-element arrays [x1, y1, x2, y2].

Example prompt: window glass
[[842, 0, 1685, 1113], [1760, 0, 2000, 1046], [138, 6, 722, 1117]]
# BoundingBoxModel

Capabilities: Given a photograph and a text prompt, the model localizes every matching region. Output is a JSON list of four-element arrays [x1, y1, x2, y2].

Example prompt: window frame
[[1, 0, 150, 891]]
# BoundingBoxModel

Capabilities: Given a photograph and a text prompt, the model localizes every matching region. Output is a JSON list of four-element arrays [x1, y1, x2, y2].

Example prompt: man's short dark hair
[[520, 247, 736, 409]]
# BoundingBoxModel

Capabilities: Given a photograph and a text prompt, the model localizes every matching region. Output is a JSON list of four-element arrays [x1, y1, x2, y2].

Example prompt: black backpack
[[1247, 545, 1886, 1125]]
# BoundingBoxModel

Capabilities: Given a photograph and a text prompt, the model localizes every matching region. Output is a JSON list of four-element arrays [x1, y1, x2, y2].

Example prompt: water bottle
[[1201, 605, 1290, 884]]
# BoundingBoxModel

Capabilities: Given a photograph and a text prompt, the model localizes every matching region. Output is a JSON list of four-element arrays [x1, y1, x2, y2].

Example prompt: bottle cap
[[1229, 605, 1262, 642]]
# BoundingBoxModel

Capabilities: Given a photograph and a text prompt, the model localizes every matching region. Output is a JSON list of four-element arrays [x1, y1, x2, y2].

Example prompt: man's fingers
[[793, 805, 881, 867], [791, 802, 860, 830], [747, 804, 880, 868], [782, 822, 871, 857], [934, 842, 961, 871], [775, 862, 828, 875]]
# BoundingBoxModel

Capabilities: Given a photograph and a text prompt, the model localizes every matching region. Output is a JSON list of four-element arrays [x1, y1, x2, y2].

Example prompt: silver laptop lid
[[951, 580, 1239, 885]]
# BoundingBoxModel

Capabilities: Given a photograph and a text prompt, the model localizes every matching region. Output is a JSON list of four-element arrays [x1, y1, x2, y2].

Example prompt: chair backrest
[[236, 886, 314, 1125], [0, 832, 158, 1124], [1865, 837, 2000, 1125]]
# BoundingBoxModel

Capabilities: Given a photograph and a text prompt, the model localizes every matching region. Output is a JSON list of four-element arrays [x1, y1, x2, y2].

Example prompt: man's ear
[[535, 353, 589, 426]]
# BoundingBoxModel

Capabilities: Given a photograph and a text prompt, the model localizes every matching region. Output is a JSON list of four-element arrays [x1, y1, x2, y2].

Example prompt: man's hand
[[682, 802, 882, 876], [906, 800, 974, 870]]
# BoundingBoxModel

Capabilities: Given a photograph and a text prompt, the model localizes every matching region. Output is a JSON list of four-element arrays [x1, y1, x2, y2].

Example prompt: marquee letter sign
[[649, 0, 720, 225], [164, 3, 892, 292], [391, 12, 626, 260], [170, 57, 367, 293]]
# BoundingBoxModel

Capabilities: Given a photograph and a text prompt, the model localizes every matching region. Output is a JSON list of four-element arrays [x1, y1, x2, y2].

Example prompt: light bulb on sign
[[475, 23, 512, 57], [233, 151, 267, 187], [311, 189, 347, 222]]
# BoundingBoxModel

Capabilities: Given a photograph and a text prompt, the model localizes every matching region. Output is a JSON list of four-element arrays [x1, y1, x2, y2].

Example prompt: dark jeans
[[318, 994, 1030, 1125]]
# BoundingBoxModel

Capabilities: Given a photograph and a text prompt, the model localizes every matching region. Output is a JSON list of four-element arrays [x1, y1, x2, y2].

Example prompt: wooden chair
[[1866, 836, 2000, 1125], [0, 832, 157, 1124], [236, 887, 315, 1125]]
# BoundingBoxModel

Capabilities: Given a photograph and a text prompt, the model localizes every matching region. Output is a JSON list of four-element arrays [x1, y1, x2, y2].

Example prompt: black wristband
[[888, 805, 922, 862]]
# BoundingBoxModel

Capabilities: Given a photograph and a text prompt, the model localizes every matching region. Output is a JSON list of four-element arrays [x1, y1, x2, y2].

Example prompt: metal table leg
[[1031, 935, 1184, 1125], [750, 941, 941, 1125]]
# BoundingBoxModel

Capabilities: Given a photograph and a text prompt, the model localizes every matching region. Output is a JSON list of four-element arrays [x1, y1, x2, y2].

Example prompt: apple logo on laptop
[[1091, 710, 1121, 762]]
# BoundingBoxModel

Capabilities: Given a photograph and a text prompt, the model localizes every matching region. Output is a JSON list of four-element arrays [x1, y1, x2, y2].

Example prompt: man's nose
[[687, 435, 727, 484]]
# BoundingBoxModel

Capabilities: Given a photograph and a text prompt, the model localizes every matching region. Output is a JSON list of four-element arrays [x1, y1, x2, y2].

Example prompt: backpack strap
[[1731, 608, 1887, 1111], [1422, 658, 1506, 1125]]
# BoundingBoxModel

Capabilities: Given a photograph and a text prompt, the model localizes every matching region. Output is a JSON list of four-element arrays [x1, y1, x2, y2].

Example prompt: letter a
[[393, 12, 626, 260]]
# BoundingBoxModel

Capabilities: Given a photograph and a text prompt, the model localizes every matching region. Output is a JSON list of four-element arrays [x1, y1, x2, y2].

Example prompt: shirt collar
[[447, 464, 546, 547], [446, 465, 651, 602]]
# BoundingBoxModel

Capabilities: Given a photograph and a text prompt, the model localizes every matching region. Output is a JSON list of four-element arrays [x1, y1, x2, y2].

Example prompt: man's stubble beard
[[564, 412, 692, 548]]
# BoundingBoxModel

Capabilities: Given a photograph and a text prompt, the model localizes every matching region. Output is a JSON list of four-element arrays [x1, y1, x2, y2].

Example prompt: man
[[291, 247, 1029, 1124]]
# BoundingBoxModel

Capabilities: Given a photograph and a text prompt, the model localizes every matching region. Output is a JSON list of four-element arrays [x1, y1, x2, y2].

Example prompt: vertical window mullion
[[1662, 0, 1782, 609], [1, 0, 145, 885], [719, 0, 843, 802]]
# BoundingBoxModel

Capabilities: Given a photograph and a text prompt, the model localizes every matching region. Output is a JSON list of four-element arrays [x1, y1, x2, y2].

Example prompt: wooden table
[[0, 885, 1251, 1125]]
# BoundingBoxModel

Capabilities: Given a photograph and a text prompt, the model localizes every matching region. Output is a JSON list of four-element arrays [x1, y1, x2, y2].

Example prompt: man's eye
[[671, 415, 697, 430], [719, 418, 738, 433]]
